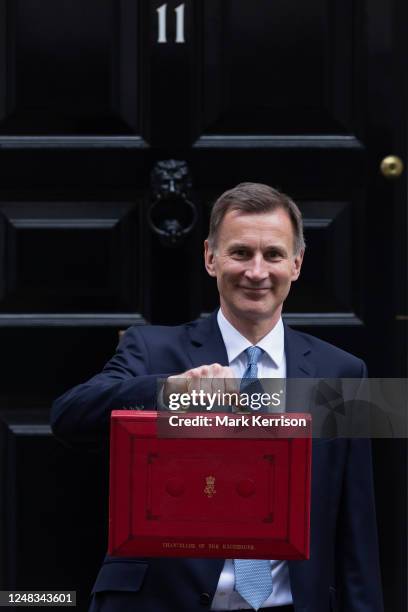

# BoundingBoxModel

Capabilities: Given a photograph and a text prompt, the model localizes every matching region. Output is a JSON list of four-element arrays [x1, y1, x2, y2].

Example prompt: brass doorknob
[[380, 155, 404, 179]]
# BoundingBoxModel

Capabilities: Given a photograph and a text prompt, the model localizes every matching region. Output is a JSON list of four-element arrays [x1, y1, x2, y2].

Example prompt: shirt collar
[[217, 308, 285, 368]]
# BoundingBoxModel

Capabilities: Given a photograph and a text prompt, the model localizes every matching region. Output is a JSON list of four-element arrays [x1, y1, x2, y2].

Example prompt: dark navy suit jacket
[[51, 313, 384, 612]]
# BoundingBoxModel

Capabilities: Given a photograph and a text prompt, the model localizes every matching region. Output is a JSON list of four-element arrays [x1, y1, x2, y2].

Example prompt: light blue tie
[[241, 346, 264, 387], [234, 346, 273, 611], [240, 345, 265, 399], [234, 558, 273, 611]]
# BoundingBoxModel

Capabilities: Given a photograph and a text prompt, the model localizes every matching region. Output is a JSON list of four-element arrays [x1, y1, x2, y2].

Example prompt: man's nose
[[244, 255, 268, 280]]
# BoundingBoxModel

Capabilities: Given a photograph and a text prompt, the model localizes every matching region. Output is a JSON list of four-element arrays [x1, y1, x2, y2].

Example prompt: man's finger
[[186, 368, 205, 396]]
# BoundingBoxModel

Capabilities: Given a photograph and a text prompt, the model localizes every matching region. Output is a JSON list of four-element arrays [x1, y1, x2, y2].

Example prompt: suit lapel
[[284, 323, 316, 378], [283, 322, 316, 415], [185, 311, 229, 368]]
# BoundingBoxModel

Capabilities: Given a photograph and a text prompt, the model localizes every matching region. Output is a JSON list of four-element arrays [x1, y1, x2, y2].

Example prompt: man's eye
[[266, 251, 282, 260], [231, 249, 248, 258]]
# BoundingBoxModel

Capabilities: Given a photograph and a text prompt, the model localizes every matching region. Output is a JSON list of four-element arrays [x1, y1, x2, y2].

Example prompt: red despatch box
[[108, 411, 311, 559]]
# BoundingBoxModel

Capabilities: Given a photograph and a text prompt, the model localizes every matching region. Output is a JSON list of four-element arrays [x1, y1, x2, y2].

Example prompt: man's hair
[[207, 182, 305, 254]]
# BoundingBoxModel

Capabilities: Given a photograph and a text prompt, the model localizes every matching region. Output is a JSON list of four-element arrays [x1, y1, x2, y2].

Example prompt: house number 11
[[157, 3, 185, 44]]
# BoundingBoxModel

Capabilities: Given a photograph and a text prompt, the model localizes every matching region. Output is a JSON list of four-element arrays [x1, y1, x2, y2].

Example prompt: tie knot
[[245, 346, 263, 366]]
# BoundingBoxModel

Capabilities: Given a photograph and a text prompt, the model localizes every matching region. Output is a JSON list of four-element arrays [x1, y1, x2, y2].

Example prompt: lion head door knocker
[[149, 160, 197, 247]]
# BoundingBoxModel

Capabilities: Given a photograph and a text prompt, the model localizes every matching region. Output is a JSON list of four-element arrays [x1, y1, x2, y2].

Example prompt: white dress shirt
[[211, 308, 293, 611]]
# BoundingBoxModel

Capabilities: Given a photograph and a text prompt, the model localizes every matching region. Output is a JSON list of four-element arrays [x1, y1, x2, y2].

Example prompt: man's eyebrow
[[227, 242, 249, 249], [227, 242, 287, 253]]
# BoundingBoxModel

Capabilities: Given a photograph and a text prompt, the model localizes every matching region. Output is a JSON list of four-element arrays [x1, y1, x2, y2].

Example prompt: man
[[51, 183, 383, 612]]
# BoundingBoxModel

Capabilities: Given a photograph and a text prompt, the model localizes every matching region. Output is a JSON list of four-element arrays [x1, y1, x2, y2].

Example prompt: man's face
[[204, 208, 303, 329]]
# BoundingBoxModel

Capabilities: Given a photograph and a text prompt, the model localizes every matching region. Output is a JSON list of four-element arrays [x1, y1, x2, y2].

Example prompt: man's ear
[[291, 249, 304, 281], [204, 240, 217, 277]]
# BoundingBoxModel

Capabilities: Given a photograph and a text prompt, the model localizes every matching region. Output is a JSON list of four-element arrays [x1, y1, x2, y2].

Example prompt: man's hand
[[163, 363, 238, 408]]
